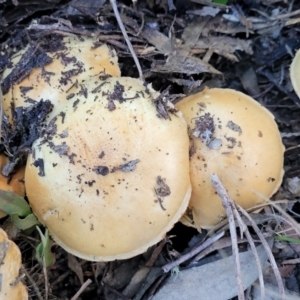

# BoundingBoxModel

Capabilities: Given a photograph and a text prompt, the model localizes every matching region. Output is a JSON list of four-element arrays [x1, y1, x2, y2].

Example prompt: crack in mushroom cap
[[0, 228, 28, 300], [25, 77, 191, 261], [2, 35, 121, 123], [176, 88, 285, 230]]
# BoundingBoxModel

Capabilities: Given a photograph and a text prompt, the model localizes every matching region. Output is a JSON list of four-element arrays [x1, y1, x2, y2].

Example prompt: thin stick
[[193, 236, 243, 263], [101, 281, 130, 300], [210, 174, 269, 300], [22, 266, 43, 300], [210, 174, 245, 300], [237, 204, 285, 299], [233, 210, 265, 300], [109, 0, 144, 81], [71, 279, 92, 300], [162, 230, 225, 273], [42, 259, 49, 300]]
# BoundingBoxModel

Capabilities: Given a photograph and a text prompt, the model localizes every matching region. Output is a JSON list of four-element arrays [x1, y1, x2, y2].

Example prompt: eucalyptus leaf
[[36, 227, 55, 267], [0, 190, 31, 217], [11, 213, 41, 230]]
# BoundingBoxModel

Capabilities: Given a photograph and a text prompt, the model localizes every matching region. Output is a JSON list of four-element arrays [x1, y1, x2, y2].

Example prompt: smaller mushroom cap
[[176, 88, 284, 230], [2, 35, 121, 122], [25, 77, 191, 261], [290, 49, 300, 98], [0, 228, 28, 300], [0, 155, 25, 219]]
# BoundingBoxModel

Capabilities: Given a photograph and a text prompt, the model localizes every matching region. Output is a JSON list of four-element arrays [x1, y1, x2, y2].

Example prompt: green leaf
[[275, 235, 300, 245], [11, 213, 41, 230], [0, 190, 31, 217], [35, 227, 55, 267], [213, 0, 228, 5]]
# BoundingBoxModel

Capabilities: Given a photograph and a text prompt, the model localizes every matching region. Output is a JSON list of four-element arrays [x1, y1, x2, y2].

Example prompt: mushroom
[[2, 35, 120, 122], [290, 49, 300, 97], [0, 155, 25, 219], [0, 228, 28, 300], [25, 77, 191, 261], [176, 88, 284, 230]]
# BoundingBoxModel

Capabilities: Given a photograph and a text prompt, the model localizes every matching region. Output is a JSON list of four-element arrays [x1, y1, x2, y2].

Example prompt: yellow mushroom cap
[[3, 35, 121, 122], [25, 77, 191, 261], [176, 88, 284, 230], [290, 49, 300, 97], [0, 156, 25, 219], [0, 228, 28, 300]]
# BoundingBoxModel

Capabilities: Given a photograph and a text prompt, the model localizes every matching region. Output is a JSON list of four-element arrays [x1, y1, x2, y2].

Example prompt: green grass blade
[[275, 235, 300, 245]]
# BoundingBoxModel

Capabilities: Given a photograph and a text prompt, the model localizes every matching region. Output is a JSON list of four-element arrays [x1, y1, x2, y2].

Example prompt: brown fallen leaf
[[141, 22, 222, 75], [68, 253, 84, 285], [195, 36, 253, 55], [152, 54, 221, 75]]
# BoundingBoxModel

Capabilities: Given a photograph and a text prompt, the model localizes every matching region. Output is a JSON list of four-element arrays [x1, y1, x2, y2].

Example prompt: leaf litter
[[1, 0, 300, 299]]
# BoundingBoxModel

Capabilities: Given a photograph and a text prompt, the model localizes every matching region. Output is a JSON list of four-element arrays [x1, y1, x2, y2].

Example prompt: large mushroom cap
[[0, 228, 28, 300], [290, 49, 300, 97], [2, 35, 120, 122], [25, 77, 191, 261], [176, 88, 284, 230], [0, 155, 25, 219]]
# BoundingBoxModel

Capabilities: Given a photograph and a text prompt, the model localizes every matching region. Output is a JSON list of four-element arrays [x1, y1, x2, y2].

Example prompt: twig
[[42, 259, 49, 300], [259, 69, 300, 107], [192, 236, 243, 263], [71, 279, 92, 300], [147, 273, 169, 298], [22, 266, 43, 300], [146, 239, 167, 267], [210, 174, 245, 300], [282, 258, 300, 265], [101, 281, 130, 300], [109, 0, 144, 81], [233, 209, 265, 300], [237, 204, 285, 299], [211, 175, 279, 300], [162, 230, 225, 273]]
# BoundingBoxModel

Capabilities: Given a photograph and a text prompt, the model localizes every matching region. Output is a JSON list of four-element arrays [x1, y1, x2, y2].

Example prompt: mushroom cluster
[[1, 34, 285, 264], [0, 228, 28, 300], [176, 88, 284, 230], [2, 36, 191, 261]]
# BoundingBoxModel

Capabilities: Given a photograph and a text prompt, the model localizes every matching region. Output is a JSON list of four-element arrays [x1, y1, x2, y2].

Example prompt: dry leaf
[[195, 36, 253, 55], [187, 6, 221, 17], [153, 244, 268, 300], [68, 253, 84, 285], [152, 54, 221, 75]]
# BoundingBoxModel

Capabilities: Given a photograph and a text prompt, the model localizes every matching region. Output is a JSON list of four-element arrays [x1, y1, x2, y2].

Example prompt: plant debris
[[1, 0, 300, 299]]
